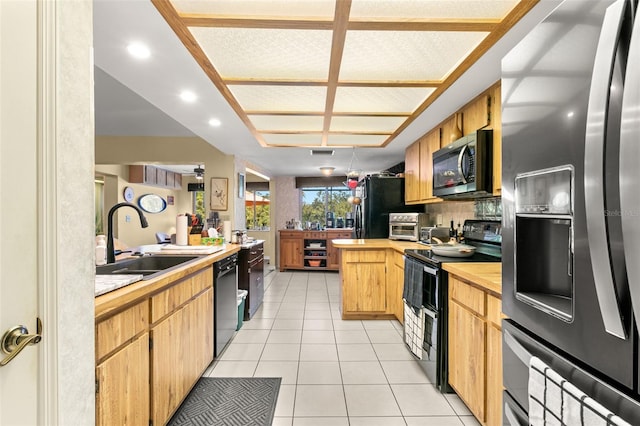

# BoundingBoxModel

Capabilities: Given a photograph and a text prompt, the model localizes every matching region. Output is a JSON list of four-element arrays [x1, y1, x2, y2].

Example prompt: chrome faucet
[[106, 202, 149, 264]]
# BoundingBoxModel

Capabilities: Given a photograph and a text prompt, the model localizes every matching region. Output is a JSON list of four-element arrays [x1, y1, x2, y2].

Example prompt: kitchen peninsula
[[332, 238, 424, 321], [94, 245, 240, 426]]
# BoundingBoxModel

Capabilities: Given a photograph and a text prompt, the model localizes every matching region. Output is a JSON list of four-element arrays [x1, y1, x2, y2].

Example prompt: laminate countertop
[[95, 244, 240, 321], [332, 238, 426, 253], [442, 262, 502, 297]]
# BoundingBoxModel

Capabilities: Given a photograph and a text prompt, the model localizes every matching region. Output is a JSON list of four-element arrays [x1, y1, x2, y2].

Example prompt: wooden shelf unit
[[279, 229, 352, 271]]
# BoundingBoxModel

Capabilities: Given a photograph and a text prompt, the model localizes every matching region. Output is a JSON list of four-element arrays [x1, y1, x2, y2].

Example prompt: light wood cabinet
[[327, 231, 352, 269], [405, 141, 421, 203], [490, 84, 502, 194], [95, 265, 215, 426], [342, 250, 387, 314], [96, 333, 150, 426], [448, 274, 504, 426], [151, 288, 213, 426], [279, 231, 304, 271]]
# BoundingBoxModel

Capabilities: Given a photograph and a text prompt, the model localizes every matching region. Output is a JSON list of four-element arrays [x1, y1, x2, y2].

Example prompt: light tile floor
[[203, 270, 482, 426]]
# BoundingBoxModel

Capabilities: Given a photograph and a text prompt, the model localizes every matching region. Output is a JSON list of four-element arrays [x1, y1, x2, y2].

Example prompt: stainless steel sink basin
[[95, 255, 201, 280]]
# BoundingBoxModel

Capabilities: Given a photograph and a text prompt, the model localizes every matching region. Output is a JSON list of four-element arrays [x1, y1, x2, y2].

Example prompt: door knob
[[0, 318, 43, 367]]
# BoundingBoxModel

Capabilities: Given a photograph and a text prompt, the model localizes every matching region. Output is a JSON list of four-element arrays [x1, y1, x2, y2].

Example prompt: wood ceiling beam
[[322, 0, 352, 146], [245, 111, 411, 117], [181, 15, 498, 32], [223, 78, 442, 88]]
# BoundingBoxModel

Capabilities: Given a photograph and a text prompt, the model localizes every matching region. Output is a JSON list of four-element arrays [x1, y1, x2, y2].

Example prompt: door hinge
[[149, 337, 153, 351], [487, 95, 492, 125], [95, 379, 99, 394]]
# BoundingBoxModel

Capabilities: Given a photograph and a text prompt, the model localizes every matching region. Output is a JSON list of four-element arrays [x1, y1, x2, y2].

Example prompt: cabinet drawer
[[152, 277, 194, 322], [192, 267, 213, 296], [304, 232, 327, 239], [450, 276, 486, 316], [344, 250, 386, 263], [487, 294, 502, 326], [280, 231, 301, 239], [96, 301, 148, 360]]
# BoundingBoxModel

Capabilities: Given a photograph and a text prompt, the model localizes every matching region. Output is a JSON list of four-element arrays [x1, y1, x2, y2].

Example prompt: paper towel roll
[[176, 215, 188, 246], [223, 220, 232, 243]]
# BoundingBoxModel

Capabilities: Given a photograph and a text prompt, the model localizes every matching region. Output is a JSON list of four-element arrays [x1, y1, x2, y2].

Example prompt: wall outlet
[[125, 215, 131, 223], [436, 214, 443, 226]]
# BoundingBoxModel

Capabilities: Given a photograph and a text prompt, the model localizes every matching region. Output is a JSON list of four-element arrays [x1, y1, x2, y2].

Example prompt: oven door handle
[[504, 401, 525, 426], [423, 308, 437, 319], [423, 265, 438, 276], [503, 329, 532, 367]]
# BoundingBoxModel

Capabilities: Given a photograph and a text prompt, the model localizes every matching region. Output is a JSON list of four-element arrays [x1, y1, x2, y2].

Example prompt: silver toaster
[[420, 226, 451, 244]]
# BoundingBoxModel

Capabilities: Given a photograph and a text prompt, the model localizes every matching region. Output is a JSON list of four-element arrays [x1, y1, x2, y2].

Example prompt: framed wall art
[[210, 177, 228, 211], [238, 172, 245, 198]]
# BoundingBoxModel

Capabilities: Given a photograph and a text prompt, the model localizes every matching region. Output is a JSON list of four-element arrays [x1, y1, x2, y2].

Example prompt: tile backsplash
[[422, 197, 502, 228]]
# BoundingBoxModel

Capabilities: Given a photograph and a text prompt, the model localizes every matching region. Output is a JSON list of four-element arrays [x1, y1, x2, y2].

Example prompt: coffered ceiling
[[152, 0, 536, 149], [93, 0, 560, 177]]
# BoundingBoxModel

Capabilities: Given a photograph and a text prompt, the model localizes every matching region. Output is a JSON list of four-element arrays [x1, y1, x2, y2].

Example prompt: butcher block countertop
[[332, 238, 425, 253], [95, 244, 241, 321], [443, 262, 502, 297]]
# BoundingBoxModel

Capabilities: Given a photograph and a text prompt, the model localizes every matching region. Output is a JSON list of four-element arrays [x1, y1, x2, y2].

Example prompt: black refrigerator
[[355, 175, 421, 239], [501, 0, 640, 424]]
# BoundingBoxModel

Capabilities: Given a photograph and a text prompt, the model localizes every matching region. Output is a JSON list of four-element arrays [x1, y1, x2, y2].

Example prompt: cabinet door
[[389, 253, 405, 323], [419, 129, 442, 202], [343, 251, 387, 313], [280, 237, 303, 270], [96, 333, 150, 426], [448, 300, 486, 423], [405, 141, 420, 203], [151, 289, 214, 426], [491, 84, 502, 195]]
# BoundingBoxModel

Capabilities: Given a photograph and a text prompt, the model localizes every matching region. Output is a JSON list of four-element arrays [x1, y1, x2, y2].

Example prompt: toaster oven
[[389, 213, 429, 241]]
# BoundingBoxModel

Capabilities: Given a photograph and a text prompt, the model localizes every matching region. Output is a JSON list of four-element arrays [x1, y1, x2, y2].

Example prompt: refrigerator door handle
[[584, 0, 627, 339], [620, 11, 640, 329]]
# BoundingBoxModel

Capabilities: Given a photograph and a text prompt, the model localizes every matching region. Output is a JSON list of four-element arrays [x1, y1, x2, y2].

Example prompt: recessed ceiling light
[[126, 42, 150, 59], [208, 118, 222, 127], [320, 167, 335, 176], [180, 90, 197, 103]]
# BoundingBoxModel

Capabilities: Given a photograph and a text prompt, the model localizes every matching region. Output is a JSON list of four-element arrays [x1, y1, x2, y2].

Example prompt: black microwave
[[432, 129, 493, 199]]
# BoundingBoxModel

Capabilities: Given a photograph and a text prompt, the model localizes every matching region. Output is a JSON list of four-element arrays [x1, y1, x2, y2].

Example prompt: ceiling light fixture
[[320, 167, 335, 176], [208, 118, 221, 127], [194, 165, 204, 180], [126, 42, 150, 59], [180, 90, 197, 103]]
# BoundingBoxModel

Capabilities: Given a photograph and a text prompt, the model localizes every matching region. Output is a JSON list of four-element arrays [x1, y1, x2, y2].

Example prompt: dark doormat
[[167, 377, 282, 426]]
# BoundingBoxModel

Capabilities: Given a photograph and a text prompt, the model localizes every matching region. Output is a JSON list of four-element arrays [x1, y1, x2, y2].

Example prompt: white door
[[1, 1, 95, 424], [0, 1, 41, 424]]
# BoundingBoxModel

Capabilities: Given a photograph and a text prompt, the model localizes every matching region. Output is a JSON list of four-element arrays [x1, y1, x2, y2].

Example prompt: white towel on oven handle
[[528, 356, 632, 426]]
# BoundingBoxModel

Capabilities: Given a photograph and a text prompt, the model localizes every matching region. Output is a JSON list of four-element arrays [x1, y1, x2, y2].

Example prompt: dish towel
[[528, 356, 632, 426], [402, 301, 424, 359], [402, 258, 423, 312]]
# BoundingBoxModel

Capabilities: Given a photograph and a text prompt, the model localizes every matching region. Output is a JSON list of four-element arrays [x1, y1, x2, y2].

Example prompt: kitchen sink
[[95, 255, 201, 280]]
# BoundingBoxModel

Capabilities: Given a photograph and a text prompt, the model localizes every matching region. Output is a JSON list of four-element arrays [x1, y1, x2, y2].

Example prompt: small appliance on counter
[[388, 212, 429, 241], [326, 212, 335, 228], [345, 212, 354, 228], [419, 226, 451, 245]]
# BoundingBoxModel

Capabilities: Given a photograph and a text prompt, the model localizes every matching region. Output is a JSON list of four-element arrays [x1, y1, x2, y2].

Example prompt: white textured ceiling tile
[[340, 31, 489, 81], [327, 134, 389, 146], [191, 27, 332, 80], [330, 116, 406, 132], [229, 85, 327, 111], [334, 87, 434, 113], [250, 115, 324, 131], [171, 0, 336, 18], [350, 0, 519, 19], [262, 133, 322, 145]]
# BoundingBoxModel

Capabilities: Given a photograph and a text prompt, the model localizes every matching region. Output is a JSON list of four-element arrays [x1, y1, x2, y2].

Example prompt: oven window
[[422, 270, 438, 311], [391, 224, 417, 238]]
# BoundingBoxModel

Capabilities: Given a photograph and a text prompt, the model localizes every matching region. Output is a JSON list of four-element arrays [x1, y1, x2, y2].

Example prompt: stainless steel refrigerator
[[501, 0, 640, 423], [355, 175, 421, 239]]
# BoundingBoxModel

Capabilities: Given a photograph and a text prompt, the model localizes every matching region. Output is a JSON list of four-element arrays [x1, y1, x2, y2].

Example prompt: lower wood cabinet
[[280, 230, 352, 271], [95, 266, 214, 426], [448, 274, 504, 426], [96, 333, 149, 426], [388, 251, 405, 323], [279, 232, 303, 271]]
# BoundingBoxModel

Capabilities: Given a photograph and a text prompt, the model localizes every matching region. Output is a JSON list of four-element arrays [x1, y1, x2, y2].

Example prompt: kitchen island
[[332, 238, 424, 321], [94, 245, 240, 426]]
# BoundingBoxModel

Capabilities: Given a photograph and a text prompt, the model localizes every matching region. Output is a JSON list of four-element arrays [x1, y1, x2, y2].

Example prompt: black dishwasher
[[214, 253, 238, 356]]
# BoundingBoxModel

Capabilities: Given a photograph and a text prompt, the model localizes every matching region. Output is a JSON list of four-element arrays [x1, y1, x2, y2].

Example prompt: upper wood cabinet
[[129, 165, 182, 190], [405, 128, 442, 205], [404, 81, 502, 203]]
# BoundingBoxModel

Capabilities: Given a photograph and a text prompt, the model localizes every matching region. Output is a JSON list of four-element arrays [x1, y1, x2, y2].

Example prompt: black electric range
[[401, 219, 501, 393]]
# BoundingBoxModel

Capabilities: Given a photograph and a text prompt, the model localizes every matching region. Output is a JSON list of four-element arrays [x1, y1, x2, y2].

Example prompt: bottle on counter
[[95, 235, 107, 266]]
